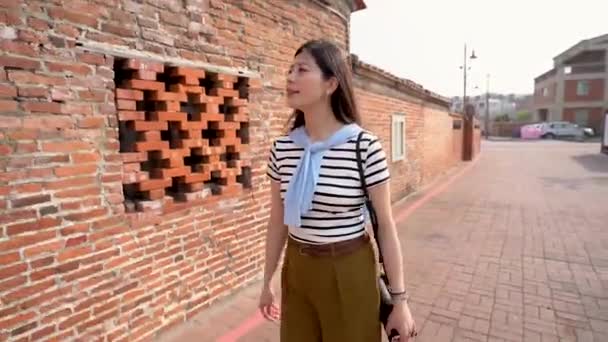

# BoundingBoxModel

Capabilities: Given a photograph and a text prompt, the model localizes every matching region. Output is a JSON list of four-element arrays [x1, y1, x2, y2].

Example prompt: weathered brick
[[22, 101, 63, 114], [19, 87, 48, 101], [30, 325, 56, 340], [27, 16, 51, 31], [0, 262, 27, 279], [0, 231, 55, 252], [123, 79, 164, 91], [0, 7, 21, 25], [0, 252, 21, 266], [133, 120, 168, 131], [101, 22, 137, 37], [53, 22, 78, 38], [58, 311, 90, 331], [0, 144, 12, 155], [63, 208, 106, 222], [0, 311, 36, 330], [76, 52, 105, 65], [0, 84, 17, 98], [41, 141, 91, 153], [13, 183, 43, 194], [77, 90, 107, 102], [0, 40, 37, 57], [47, 62, 93, 76], [30, 256, 55, 269], [78, 117, 106, 128], [3, 279, 55, 303], [0, 99, 18, 112], [8, 70, 66, 86], [116, 99, 136, 110], [70, 153, 100, 164], [47, 7, 98, 27], [0, 115, 20, 129], [7, 217, 60, 235], [54, 164, 97, 177], [45, 176, 96, 191], [11, 321, 38, 337], [23, 240, 64, 258], [0, 55, 40, 70], [10, 194, 51, 209]]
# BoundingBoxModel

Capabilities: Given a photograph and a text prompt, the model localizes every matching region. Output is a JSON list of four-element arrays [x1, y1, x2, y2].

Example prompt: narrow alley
[[161, 140, 608, 342]]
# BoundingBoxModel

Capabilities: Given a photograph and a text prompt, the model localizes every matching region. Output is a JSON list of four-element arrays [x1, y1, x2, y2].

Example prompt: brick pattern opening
[[453, 119, 463, 129], [114, 59, 251, 213]]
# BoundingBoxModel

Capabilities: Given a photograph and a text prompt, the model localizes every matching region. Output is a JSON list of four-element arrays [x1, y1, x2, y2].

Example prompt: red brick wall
[[563, 107, 605, 133], [564, 79, 605, 102], [352, 61, 466, 200], [473, 120, 482, 158], [421, 106, 460, 184], [354, 87, 425, 202], [0, 1, 354, 341], [451, 115, 464, 164]]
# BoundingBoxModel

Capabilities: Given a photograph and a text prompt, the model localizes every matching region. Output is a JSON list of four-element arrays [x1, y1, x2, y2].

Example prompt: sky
[[349, 0, 608, 98]]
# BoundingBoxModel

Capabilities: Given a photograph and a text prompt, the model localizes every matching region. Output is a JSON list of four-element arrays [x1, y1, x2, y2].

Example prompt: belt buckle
[[298, 245, 311, 256]]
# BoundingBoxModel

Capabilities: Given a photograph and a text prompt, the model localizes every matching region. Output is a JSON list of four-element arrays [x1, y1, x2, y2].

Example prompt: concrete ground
[[158, 140, 608, 342]]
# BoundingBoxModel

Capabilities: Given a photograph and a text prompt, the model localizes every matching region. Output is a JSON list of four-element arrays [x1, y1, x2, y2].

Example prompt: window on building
[[577, 81, 590, 96], [391, 114, 406, 162], [564, 66, 572, 74], [542, 87, 549, 97]]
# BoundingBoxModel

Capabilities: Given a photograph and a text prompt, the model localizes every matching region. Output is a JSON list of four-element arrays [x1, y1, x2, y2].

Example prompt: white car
[[539, 121, 594, 140]]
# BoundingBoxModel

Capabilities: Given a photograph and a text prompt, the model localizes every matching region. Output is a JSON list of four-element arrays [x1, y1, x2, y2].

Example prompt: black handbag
[[354, 131, 396, 333]]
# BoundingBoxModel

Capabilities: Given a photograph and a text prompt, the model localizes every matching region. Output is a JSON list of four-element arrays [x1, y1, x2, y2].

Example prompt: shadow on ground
[[572, 153, 608, 173]]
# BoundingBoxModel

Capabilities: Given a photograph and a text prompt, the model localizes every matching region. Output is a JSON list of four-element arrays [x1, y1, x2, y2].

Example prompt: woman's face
[[286, 50, 332, 110]]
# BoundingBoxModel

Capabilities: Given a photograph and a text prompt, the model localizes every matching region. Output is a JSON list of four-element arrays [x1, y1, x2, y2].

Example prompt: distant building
[[533, 33, 608, 133], [451, 93, 531, 121]]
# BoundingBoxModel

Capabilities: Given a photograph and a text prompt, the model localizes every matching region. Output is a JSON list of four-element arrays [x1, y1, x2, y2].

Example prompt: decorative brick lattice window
[[115, 59, 251, 213]]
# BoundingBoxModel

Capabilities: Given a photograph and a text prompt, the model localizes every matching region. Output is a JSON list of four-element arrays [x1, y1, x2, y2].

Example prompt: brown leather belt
[[289, 233, 370, 257]]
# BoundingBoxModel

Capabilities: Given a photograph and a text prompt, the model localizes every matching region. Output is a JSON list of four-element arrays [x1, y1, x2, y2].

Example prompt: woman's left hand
[[385, 301, 417, 341]]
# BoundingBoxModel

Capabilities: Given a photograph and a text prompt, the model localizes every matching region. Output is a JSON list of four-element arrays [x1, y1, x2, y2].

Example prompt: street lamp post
[[461, 44, 477, 120]]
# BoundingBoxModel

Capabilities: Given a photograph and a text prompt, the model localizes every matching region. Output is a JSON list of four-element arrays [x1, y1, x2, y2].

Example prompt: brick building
[[534, 33, 608, 133], [0, 1, 479, 341]]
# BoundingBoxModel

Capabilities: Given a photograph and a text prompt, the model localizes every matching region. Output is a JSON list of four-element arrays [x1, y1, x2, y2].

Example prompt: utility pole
[[485, 74, 490, 138]]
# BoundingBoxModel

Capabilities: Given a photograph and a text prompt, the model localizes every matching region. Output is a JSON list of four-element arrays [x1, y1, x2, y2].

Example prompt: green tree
[[515, 111, 532, 122], [494, 114, 510, 122]]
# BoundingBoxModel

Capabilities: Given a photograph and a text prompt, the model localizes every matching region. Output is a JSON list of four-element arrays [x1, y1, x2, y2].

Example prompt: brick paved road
[[159, 140, 608, 342]]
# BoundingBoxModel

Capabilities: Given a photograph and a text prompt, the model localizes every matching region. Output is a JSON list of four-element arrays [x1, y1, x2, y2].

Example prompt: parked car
[[520, 123, 543, 139], [538, 121, 594, 140]]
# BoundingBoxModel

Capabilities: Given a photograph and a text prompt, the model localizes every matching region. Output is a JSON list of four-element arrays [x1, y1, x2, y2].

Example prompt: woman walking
[[259, 39, 416, 341]]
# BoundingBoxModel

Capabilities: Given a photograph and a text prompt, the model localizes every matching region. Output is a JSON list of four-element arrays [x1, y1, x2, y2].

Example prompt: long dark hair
[[288, 39, 361, 131]]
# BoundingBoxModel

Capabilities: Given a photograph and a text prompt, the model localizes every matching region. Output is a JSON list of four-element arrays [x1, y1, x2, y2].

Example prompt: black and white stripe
[[266, 131, 390, 244]]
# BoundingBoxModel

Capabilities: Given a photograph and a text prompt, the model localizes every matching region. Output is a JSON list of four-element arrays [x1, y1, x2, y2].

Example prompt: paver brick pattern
[[159, 140, 608, 342]]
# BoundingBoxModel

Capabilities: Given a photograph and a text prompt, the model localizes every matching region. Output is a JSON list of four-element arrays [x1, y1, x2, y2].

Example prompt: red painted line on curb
[[393, 158, 478, 224], [216, 158, 480, 342], [216, 311, 265, 342]]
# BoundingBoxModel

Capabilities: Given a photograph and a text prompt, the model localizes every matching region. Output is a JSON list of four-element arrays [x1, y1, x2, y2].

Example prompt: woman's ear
[[326, 76, 339, 96]]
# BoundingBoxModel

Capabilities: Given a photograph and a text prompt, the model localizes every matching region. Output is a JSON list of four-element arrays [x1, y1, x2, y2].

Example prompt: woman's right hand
[[259, 284, 280, 321]]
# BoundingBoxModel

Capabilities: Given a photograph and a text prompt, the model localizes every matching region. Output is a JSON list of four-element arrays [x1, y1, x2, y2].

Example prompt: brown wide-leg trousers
[[280, 237, 381, 342]]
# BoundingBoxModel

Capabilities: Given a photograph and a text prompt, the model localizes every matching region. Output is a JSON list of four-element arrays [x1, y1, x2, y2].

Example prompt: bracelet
[[391, 292, 409, 302], [389, 289, 409, 301]]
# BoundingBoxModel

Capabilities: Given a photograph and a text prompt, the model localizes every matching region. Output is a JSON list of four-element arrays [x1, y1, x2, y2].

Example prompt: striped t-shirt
[[266, 130, 390, 244]]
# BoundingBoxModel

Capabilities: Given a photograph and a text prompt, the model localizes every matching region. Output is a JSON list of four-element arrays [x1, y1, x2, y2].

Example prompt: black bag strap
[[355, 131, 384, 265]]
